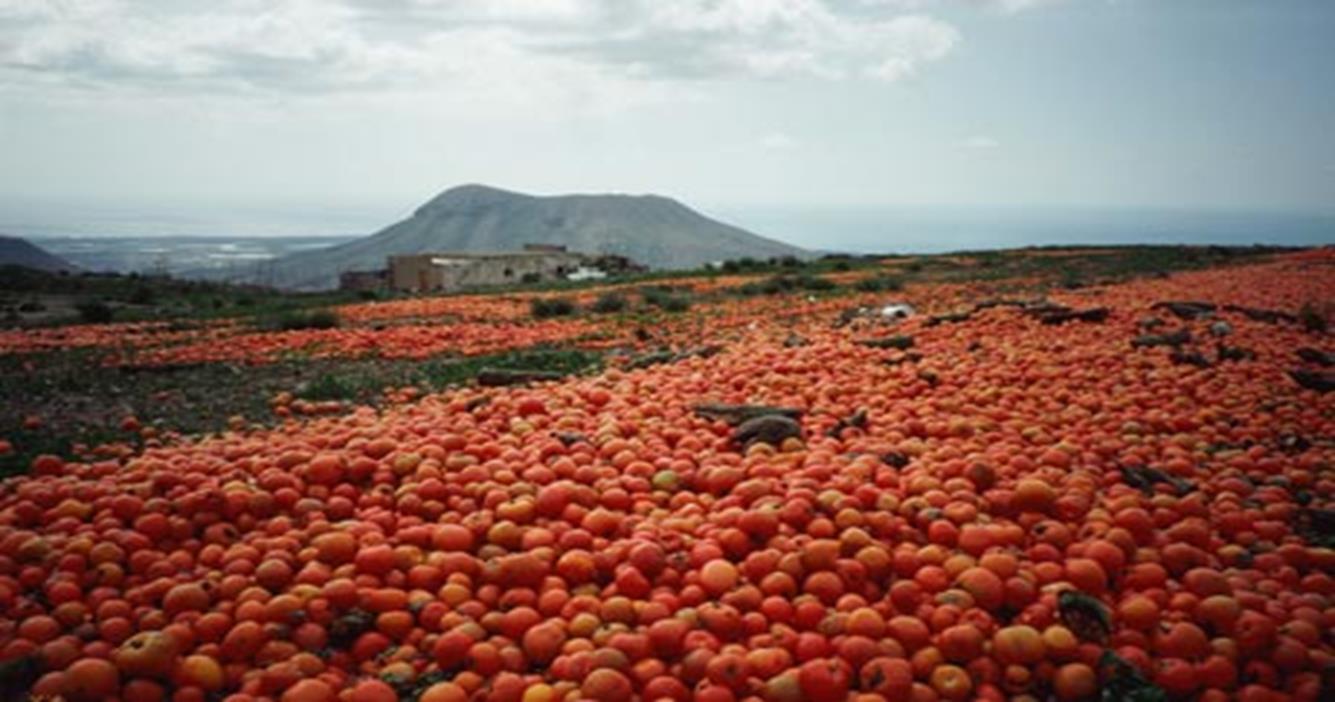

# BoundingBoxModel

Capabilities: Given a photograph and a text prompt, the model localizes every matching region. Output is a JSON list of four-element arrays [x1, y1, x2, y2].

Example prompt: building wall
[[388, 252, 586, 293], [338, 270, 387, 292]]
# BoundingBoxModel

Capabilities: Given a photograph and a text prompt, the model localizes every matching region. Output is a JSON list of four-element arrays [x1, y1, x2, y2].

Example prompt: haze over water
[[16, 204, 1331, 277]]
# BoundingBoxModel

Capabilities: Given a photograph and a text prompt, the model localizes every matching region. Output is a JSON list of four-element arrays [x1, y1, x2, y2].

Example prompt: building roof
[[388, 250, 582, 261]]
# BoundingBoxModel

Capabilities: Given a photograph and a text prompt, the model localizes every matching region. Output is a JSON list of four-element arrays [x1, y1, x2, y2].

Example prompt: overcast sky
[[1, 0, 1333, 234]]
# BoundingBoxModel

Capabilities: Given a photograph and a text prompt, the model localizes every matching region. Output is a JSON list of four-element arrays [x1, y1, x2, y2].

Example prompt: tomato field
[[0, 248, 1331, 702]]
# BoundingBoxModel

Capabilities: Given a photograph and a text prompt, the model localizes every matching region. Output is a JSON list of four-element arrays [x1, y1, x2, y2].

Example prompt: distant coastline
[[17, 205, 1333, 277]]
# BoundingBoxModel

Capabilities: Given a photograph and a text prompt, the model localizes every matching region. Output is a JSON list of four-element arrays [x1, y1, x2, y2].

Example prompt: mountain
[[201, 185, 809, 290], [0, 235, 79, 273]]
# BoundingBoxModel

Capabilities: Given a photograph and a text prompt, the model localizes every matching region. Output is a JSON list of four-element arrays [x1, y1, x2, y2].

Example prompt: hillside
[[0, 235, 78, 273], [200, 185, 809, 290]]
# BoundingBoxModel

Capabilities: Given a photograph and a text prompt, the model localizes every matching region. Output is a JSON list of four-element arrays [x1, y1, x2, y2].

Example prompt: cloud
[[972, 0, 1063, 13], [861, 0, 1062, 13], [0, 0, 963, 100], [958, 135, 1000, 149], [759, 132, 800, 151]]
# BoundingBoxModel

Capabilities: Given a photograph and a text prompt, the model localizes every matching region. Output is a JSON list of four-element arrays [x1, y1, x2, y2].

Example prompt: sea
[[10, 205, 1333, 277]]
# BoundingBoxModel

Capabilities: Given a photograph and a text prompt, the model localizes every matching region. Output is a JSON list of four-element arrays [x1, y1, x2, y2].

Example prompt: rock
[[1209, 321, 1233, 337], [733, 415, 802, 448], [878, 303, 915, 320]]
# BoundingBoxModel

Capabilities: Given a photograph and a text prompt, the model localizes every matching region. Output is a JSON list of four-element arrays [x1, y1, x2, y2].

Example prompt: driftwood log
[[627, 345, 723, 370], [827, 408, 868, 437], [734, 415, 802, 448], [692, 403, 803, 425], [1224, 304, 1298, 324], [1031, 307, 1110, 325], [1132, 328, 1192, 348], [856, 335, 915, 350], [1296, 348, 1334, 366], [1152, 301, 1217, 319], [1290, 370, 1335, 393]]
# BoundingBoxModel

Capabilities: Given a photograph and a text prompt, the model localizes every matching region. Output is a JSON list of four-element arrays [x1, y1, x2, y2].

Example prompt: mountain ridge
[[199, 185, 809, 290], [0, 234, 79, 273]]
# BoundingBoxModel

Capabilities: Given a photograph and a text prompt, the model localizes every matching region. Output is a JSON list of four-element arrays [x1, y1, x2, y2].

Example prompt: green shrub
[[657, 295, 692, 312], [301, 373, 355, 401], [531, 297, 577, 318], [854, 275, 904, 293], [263, 309, 341, 331], [75, 300, 114, 324], [1300, 303, 1327, 334], [127, 286, 156, 305], [589, 292, 628, 314], [733, 274, 837, 296], [640, 286, 692, 312]]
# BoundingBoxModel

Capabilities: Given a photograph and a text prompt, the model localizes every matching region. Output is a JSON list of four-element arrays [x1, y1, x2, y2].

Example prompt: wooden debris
[[734, 415, 802, 448], [856, 335, 915, 350], [1152, 301, 1217, 319], [1132, 328, 1192, 348], [925, 311, 973, 326], [1223, 304, 1298, 324], [627, 345, 723, 370], [693, 403, 804, 425], [1031, 307, 1110, 325], [1216, 344, 1255, 362], [826, 408, 869, 437], [1296, 347, 1334, 366], [1289, 370, 1335, 393], [552, 431, 588, 447], [1169, 350, 1211, 368]]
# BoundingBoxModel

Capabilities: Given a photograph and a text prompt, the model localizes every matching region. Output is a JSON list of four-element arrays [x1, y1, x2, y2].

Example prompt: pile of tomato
[[0, 254, 1331, 702], [111, 319, 602, 367]]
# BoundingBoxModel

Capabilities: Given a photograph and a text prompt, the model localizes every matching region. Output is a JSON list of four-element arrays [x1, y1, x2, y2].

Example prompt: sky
[[1, 0, 1333, 240]]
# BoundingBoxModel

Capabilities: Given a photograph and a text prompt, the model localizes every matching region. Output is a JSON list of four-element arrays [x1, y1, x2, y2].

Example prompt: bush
[[75, 300, 114, 324], [264, 309, 341, 331], [799, 275, 837, 291], [733, 275, 838, 296], [589, 293, 628, 314], [641, 286, 692, 312], [854, 275, 904, 293], [657, 295, 692, 312], [531, 297, 576, 318], [301, 373, 355, 401], [1300, 303, 1327, 334], [127, 286, 156, 305]]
